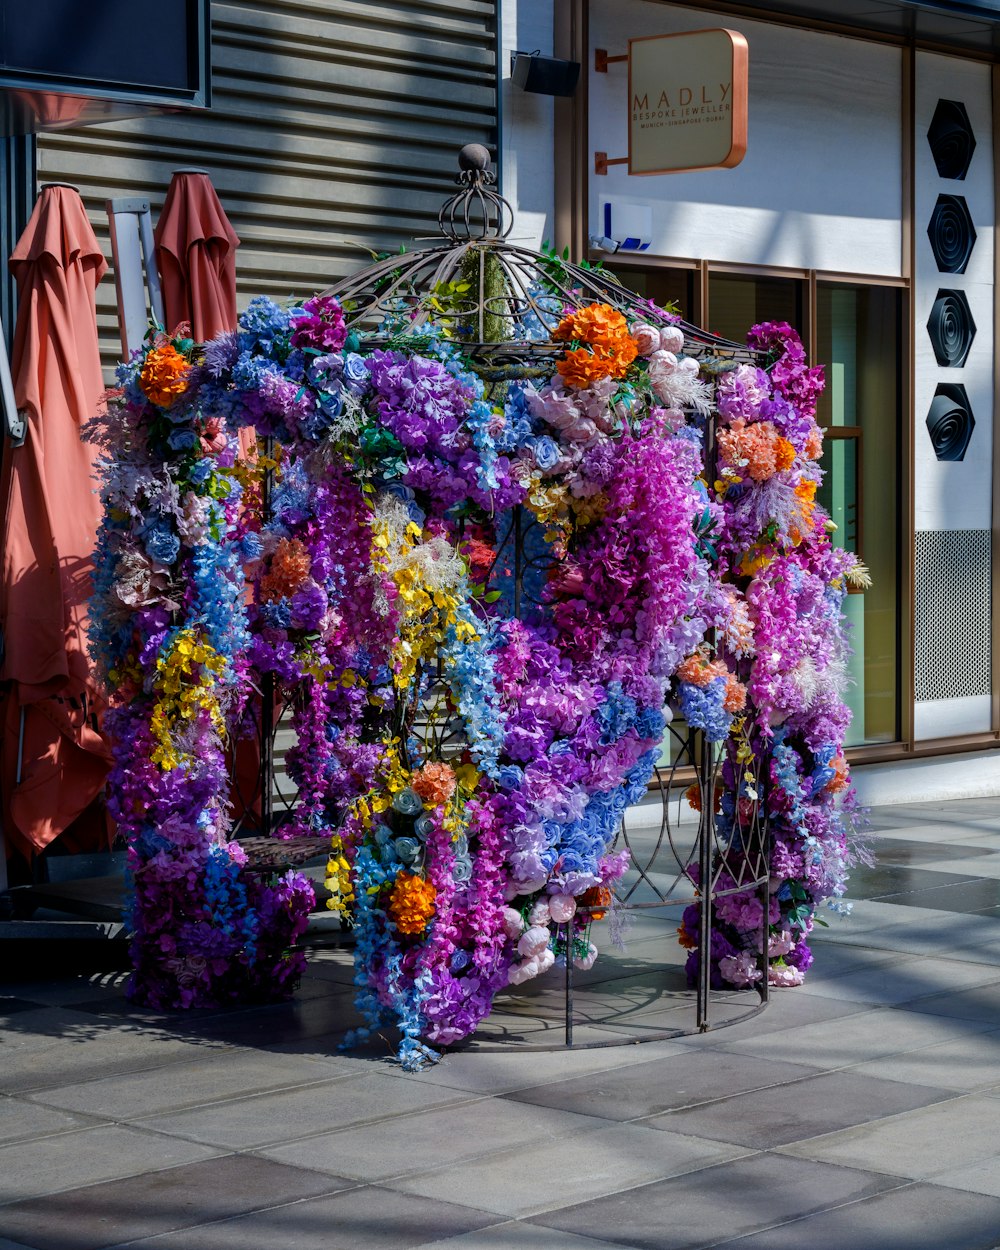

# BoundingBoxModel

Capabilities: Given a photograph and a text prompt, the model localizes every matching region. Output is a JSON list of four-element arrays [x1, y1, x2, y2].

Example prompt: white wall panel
[[588, 2, 903, 275], [501, 0, 556, 250]]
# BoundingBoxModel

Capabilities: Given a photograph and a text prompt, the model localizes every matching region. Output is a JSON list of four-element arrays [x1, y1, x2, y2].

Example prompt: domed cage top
[[322, 144, 766, 376]]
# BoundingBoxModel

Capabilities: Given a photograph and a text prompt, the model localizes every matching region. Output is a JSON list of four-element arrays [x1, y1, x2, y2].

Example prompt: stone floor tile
[[877, 879, 1000, 914], [116, 1185, 500, 1250], [0, 1009, 233, 1095], [506, 1051, 820, 1122], [26, 1049, 361, 1119], [646, 1069, 953, 1149], [0, 1155, 351, 1250], [621, 990, 867, 1048], [775, 1091, 1000, 1178], [0, 1095, 97, 1144], [0, 1125, 222, 1205], [133, 1072, 475, 1149], [931, 1157, 1000, 1200], [398, 1039, 687, 1096], [895, 982, 1000, 1024], [793, 954, 1000, 1006], [261, 1096, 612, 1181], [849, 865, 978, 899], [530, 1152, 904, 1249], [712, 1004, 998, 1068], [411, 1222, 632, 1250], [718, 1181, 1000, 1250], [389, 1122, 748, 1219], [909, 855, 1000, 880], [849, 1028, 1000, 1092]]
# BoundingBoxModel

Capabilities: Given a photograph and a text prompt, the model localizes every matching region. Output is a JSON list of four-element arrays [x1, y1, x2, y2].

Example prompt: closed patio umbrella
[[0, 183, 113, 862], [153, 168, 241, 342]]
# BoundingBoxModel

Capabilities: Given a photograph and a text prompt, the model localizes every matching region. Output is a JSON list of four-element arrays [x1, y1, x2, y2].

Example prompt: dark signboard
[[0, 0, 209, 132]]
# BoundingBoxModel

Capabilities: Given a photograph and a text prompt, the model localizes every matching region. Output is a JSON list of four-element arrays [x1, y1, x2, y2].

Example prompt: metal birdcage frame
[[235, 145, 773, 1045]]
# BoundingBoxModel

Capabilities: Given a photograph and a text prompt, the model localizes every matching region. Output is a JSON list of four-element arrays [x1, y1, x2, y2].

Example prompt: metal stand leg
[[696, 732, 714, 1032], [564, 920, 574, 1048]]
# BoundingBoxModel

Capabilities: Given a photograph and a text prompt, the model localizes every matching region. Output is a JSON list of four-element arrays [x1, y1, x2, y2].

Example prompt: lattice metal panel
[[915, 529, 991, 701]]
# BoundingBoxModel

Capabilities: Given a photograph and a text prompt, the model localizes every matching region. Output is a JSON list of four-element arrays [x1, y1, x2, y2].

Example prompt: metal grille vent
[[915, 528, 991, 701]]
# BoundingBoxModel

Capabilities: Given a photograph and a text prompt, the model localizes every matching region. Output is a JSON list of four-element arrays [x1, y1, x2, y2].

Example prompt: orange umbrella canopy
[[154, 169, 240, 341], [0, 184, 113, 858]]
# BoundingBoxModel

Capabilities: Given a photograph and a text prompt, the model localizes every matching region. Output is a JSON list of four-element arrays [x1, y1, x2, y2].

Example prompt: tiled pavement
[[2, 797, 1000, 1249]]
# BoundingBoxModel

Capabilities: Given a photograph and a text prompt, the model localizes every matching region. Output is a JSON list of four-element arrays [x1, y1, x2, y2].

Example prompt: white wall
[[501, 0, 556, 249], [913, 51, 995, 534], [913, 51, 995, 740], [588, 2, 903, 275]]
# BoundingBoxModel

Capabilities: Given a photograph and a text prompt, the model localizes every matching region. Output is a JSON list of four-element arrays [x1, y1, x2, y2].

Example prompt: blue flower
[[143, 524, 180, 566], [532, 435, 560, 471], [168, 427, 197, 452], [343, 353, 370, 392]]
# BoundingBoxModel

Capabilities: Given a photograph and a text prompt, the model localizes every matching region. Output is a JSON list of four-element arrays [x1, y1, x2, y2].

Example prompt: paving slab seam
[[98, 1182, 493, 1250], [692, 1170, 919, 1250], [96, 1181, 372, 1250], [125, 1088, 490, 1151], [24, 1068, 378, 1118]]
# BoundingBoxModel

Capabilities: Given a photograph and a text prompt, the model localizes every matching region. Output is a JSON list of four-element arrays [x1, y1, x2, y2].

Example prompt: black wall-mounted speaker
[[511, 52, 581, 98], [927, 194, 976, 274], [928, 99, 976, 181], [926, 383, 975, 462], [927, 289, 976, 368]]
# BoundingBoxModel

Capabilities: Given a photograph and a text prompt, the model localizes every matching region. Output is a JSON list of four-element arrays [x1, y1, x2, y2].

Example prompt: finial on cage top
[[438, 144, 514, 242]]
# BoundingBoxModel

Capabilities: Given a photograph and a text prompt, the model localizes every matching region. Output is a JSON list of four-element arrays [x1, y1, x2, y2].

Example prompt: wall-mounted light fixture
[[510, 50, 580, 98]]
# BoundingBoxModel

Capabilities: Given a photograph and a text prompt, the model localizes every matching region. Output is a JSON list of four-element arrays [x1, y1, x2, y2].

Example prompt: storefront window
[[815, 284, 901, 745], [707, 273, 803, 342]]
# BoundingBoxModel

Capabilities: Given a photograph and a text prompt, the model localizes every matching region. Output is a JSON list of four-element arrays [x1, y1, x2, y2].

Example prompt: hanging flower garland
[[676, 322, 868, 989], [89, 328, 314, 1009]]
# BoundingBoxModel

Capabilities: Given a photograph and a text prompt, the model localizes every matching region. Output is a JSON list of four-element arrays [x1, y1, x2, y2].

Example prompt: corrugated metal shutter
[[36, 0, 497, 370]]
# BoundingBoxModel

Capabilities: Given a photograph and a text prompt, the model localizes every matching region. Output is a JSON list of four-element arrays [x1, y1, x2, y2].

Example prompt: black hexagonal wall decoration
[[928, 99, 976, 180], [926, 383, 975, 461], [927, 194, 976, 273], [927, 289, 976, 368]]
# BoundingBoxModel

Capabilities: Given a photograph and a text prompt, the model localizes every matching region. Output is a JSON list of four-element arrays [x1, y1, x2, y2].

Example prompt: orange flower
[[677, 922, 698, 950], [411, 762, 457, 808], [140, 344, 190, 409], [723, 675, 747, 714], [775, 437, 796, 472], [825, 753, 850, 793], [577, 884, 612, 920], [804, 427, 824, 460], [259, 537, 311, 602], [554, 303, 638, 390], [387, 872, 437, 935], [555, 303, 630, 345], [684, 781, 722, 813], [677, 653, 728, 687]]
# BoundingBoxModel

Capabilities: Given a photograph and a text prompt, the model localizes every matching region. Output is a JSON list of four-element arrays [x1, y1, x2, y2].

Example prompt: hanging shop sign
[[595, 28, 749, 176]]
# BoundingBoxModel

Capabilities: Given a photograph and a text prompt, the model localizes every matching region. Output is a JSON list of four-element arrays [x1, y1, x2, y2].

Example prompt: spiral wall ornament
[[926, 383, 975, 462], [927, 194, 977, 273], [927, 289, 976, 368], [927, 99, 976, 180]]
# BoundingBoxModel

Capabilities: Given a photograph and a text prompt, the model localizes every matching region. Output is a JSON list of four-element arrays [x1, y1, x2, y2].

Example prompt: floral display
[[90, 270, 864, 1057], [89, 326, 315, 1009]]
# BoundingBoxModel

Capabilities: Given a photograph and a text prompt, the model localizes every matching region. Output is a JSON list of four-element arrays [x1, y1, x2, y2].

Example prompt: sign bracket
[[594, 49, 628, 73]]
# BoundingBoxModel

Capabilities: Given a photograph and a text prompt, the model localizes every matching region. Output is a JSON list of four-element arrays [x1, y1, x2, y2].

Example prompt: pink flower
[[632, 323, 662, 356]]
